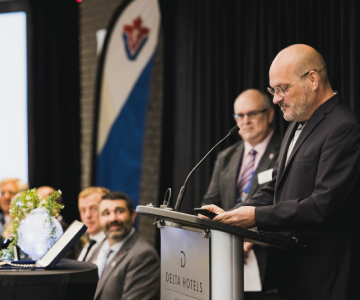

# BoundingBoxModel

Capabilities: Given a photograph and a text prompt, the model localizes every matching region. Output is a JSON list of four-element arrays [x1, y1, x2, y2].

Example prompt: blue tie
[[99, 249, 114, 278]]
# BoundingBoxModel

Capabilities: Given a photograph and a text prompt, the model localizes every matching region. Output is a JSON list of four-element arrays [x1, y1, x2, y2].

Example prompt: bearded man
[[88, 191, 160, 300], [202, 44, 360, 300]]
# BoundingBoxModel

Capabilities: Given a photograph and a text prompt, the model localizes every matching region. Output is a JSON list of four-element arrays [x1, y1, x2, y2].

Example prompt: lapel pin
[[119, 253, 123, 258], [269, 153, 274, 159], [111, 261, 116, 267]]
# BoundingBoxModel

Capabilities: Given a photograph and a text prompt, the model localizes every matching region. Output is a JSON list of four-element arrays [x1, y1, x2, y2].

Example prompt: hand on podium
[[209, 206, 256, 228], [198, 205, 225, 219]]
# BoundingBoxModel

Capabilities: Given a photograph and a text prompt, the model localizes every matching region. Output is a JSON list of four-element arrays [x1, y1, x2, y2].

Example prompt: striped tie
[[99, 249, 114, 278], [237, 149, 257, 201]]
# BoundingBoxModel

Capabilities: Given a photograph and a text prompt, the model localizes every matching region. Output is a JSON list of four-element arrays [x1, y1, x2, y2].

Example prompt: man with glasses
[[202, 44, 360, 299], [203, 89, 282, 299]]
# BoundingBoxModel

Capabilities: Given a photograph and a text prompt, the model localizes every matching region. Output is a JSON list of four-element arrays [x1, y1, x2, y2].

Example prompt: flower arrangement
[[0, 188, 64, 259]]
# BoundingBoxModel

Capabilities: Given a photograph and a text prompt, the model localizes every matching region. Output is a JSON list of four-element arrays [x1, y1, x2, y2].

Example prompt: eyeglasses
[[267, 70, 315, 97], [233, 108, 268, 121]]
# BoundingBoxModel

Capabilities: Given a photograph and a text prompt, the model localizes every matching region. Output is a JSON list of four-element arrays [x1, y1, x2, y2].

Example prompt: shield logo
[[123, 16, 150, 60]]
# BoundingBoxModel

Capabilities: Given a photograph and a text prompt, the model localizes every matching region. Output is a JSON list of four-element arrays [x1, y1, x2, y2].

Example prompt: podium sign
[[161, 226, 210, 300]]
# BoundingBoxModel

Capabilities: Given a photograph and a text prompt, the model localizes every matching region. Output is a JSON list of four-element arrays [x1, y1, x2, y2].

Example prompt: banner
[[93, 0, 161, 208]]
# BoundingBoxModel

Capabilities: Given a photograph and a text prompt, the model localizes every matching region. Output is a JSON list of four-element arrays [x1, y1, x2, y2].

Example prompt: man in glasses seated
[[202, 89, 282, 299]]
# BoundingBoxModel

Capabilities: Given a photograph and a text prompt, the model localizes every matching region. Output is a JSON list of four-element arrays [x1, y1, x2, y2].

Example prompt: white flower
[[27, 202, 33, 207], [15, 217, 19, 222], [58, 190, 62, 195], [26, 195, 31, 200]]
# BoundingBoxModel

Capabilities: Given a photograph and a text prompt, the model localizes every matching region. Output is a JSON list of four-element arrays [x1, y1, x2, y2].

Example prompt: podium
[[136, 204, 305, 300]]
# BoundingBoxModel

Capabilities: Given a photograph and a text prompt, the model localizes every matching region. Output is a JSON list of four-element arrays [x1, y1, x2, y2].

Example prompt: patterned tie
[[99, 249, 114, 278], [237, 149, 257, 202]]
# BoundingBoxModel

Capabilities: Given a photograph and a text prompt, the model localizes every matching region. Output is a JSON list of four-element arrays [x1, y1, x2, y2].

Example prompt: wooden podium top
[[136, 205, 306, 251]]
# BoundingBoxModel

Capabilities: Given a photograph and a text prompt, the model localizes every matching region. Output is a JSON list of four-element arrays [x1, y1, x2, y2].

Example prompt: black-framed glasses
[[267, 70, 315, 97], [233, 108, 268, 121]]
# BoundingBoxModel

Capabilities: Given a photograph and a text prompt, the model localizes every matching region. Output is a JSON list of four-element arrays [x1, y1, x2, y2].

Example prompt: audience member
[[88, 191, 160, 300], [0, 178, 28, 238], [37, 185, 68, 229], [77, 187, 109, 262], [202, 89, 281, 299]]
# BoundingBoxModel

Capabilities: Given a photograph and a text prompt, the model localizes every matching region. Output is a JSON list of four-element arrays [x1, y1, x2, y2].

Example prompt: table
[[0, 259, 98, 300]]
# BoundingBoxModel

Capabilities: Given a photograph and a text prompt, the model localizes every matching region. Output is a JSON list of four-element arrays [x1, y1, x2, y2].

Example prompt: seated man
[[0, 178, 28, 239], [202, 89, 281, 299], [37, 186, 68, 229], [77, 187, 109, 262], [89, 191, 160, 300]]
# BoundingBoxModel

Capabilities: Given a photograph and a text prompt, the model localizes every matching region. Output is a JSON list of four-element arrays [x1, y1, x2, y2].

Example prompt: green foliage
[[0, 188, 64, 259]]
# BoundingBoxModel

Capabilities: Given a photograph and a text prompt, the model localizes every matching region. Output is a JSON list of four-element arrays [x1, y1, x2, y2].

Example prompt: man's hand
[[198, 205, 225, 219], [213, 206, 256, 228], [244, 242, 254, 264]]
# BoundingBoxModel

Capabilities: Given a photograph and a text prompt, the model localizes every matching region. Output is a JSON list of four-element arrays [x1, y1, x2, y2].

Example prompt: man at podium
[[203, 44, 360, 300], [202, 89, 282, 299]]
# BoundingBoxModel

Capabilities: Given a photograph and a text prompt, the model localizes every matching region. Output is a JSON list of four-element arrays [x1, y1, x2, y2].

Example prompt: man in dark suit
[[202, 89, 282, 299], [203, 44, 360, 300], [88, 191, 160, 300]]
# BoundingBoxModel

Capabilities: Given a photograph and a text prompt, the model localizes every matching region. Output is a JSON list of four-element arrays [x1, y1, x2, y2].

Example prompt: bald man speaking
[[203, 45, 360, 299]]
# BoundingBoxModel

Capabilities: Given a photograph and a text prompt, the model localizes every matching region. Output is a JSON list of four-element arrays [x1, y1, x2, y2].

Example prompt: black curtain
[[159, 0, 360, 215], [27, 1, 81, 223]]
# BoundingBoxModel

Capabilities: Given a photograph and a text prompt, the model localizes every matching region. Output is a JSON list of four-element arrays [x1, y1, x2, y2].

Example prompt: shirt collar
[[244, 129, 274, 154], [89, 230, 106, 243]]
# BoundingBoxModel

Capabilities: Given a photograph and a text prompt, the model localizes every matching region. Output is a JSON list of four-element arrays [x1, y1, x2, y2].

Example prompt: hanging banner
[[93, 0, 161, 208]]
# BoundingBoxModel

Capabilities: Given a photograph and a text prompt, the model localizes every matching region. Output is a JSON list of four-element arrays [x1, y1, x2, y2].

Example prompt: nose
[[272, 93, 283, 105], [108, 211, 117, 222], [242, 115, 251, 124]]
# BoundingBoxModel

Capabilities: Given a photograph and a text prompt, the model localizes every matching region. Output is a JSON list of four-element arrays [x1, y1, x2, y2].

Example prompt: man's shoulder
[[330, 101, 360, 124], [217, 140, 243, 158], [128, 232, 159, 259]]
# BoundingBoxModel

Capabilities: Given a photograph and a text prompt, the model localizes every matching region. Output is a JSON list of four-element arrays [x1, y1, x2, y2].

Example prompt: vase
[[18, 208, 63, 260]]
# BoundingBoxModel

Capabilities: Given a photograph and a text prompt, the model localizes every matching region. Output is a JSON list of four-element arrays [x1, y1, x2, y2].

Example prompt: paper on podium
[[244, 249, 262, 291]]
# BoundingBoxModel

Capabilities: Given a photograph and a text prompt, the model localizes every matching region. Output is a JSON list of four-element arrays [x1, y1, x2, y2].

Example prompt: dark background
[[159, 0, 360, 214], [1, 0, 359, 223], [0, 0, 81, 223]]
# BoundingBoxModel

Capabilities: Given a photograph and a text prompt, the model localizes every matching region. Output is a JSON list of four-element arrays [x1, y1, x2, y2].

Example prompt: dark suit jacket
[[243, 94, 360, 300], [89, 231, 160, 300], [202, 133, 281, 285], [202, 132, 282, 210]]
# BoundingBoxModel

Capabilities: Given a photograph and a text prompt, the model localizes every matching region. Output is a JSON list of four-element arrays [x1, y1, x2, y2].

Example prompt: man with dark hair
[[88, 191, 160, 300]]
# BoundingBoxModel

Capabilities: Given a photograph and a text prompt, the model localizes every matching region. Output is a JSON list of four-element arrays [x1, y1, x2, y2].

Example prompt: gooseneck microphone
[[174, 125, 240, 211]]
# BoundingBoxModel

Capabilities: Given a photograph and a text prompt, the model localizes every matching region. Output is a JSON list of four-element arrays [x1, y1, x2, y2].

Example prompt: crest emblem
[[123, 16, 150, 60]]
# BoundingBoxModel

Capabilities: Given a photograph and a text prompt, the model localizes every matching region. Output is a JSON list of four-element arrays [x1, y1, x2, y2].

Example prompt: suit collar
[[277, 93, 341, 185], [95, 231, 139, 300]]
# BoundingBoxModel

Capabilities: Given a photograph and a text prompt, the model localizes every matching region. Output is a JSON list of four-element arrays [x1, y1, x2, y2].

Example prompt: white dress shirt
[[95, 228, 135, 277], [286, 123, 306, 165], [77, 230, 106, 262]]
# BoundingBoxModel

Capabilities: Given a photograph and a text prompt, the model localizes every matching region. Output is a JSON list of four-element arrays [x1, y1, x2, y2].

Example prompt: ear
[[267, 107, 274, 124], [309, 70, 319, 91], [131, 210, 137, 224]]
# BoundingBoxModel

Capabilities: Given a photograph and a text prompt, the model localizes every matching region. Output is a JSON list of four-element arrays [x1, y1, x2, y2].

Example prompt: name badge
[[257, 169, 273, 185]]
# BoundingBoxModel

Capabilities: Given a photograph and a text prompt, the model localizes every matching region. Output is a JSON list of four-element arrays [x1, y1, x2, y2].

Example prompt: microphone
[[174, 125, 240, 211]]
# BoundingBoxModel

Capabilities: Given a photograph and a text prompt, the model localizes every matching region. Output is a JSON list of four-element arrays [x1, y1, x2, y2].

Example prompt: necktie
[[82, 239, 97, 261], [237, 149, 257, 202], [99, 249, 114, 278]]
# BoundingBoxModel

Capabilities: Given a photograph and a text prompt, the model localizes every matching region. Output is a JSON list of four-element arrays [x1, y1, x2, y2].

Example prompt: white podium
[[136, 205, 303, 300]]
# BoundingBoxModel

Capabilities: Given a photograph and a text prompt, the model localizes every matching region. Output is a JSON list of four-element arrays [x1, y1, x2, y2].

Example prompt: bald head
[[271, 44, 328, 85], [234, 89, 271, 110], [270, 44, 334, 123], [234, 89, 274, 146]]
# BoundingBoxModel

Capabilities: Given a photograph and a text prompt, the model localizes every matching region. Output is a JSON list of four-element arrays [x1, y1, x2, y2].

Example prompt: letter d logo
[[181, 251, 186, 268]]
